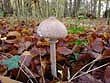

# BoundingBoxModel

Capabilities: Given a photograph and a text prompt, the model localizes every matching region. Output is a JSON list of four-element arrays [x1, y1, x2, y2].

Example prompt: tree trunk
[[15, 0, 19, 16], [75, 0, 81, 16], [0, 0, 3, 13], [46, 0, 50, 17], [72, 0, 77, 17], [37, 0, 43, 18], [50, 0, 57, 16], [34, 0, 38, 17], [105, 0, 109, 11], [64, 0, 68, 17], [56, 0, 65, 18], [98, 0, 101, 17], [28, 0, 32, 16], [90, 0, 93, 14], [69, 0, 72, 17], [2, 0, 13, 16], [92, 0, 97, 16], [106, 0, 110, 25], [40, 0, 46, 18]]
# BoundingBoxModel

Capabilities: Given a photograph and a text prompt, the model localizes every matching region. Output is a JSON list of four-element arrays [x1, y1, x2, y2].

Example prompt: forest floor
[[0, 17, 110, 83]]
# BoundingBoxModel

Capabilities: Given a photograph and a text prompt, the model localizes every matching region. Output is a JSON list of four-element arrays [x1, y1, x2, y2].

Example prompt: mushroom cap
[[37, 17, 67, 39]]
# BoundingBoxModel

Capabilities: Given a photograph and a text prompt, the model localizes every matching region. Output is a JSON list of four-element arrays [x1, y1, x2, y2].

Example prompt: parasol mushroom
[[36, 17, 67, 77]]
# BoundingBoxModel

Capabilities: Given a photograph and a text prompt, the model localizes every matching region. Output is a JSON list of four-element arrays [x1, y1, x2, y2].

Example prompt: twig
[[39, 54, 45, 83], [16, 55, 38, 83], [20, 67, 37, 83], [87, 62, 95, 71], [16, 55, 27, 80], [68, 63, 109, 82], [67, 68, 70, 81], [68, 52, 102, 82], [69, 59, 96, 81], [18, 64, 38, 83], [22, 64, 37, 80]]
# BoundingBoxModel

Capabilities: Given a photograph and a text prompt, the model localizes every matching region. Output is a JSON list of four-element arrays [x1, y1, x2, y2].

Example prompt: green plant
[[69, 52, 79, 62], [0, 9, 4, 17], [69, 39, 88, 46], [67, 26, 85, 34]]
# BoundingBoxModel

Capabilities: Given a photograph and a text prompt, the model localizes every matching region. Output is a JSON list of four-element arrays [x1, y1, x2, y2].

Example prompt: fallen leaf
[[0, 76, 22, 83], [78, 53, 92, 62], [78, 74, 103, 83], [20, 51, 32, 66], [30, 47, 47, 56], [57, 47, 72, 55], [0, 64, 7, 75], [37, 41, 50, 47], [103, 48, 110, 56], [18, 41, 32, 54], [104, 66, 110, 83], [91, 38, 104, 53]]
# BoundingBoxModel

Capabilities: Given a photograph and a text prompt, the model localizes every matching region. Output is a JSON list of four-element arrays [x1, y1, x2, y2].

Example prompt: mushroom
[[36, 17, 67, 77]]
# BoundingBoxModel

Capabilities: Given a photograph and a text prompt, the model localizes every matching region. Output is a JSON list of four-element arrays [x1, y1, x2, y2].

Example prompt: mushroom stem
[[49, 40, 57, 77]]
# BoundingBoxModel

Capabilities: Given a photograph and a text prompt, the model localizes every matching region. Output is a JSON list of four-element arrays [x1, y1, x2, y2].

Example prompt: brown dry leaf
[[2, 44, 18, 55], [25, 41, 32, 49], [88, 35, 95, 46], [78, 74, 103, 83], [0, 76, 22, 83], [78, 53, 93, 62], [57, 39, 68, 47], [5, 31, 21, 44], [71, 62, 85, 74], [78, 33, 87, 38], [29, 20, 38, 28], [20, 51, 32, 66], [64, 34, 77, 42], [92, 66, 104, 80], [56, 53, 66, 62], [24, 36, 38, 42], [49, 80, 58, 83], [30, 57, 41, 77], [41, 58, 49, 73], [104, 66, 110, 83], [108, 39, 110, 45], [37, 41, 50, 47], [50, 81, 73, 83], [7, 31, 21, 38], [9, 49, 18, 55], [31, 47, 47, 56], [30, 46, 39, 56], [72, 45, 81, 53], [96, 25, 106, 32], [18, 41, 32, 54], [103, 32, 109, 39], [91, 38, 104, 53], [57, 47, 72, 55], [21, 28, 33, 35], [88, 32, 99, 45], [0, 64, 7, 75], [103, 48, 110, 56]]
